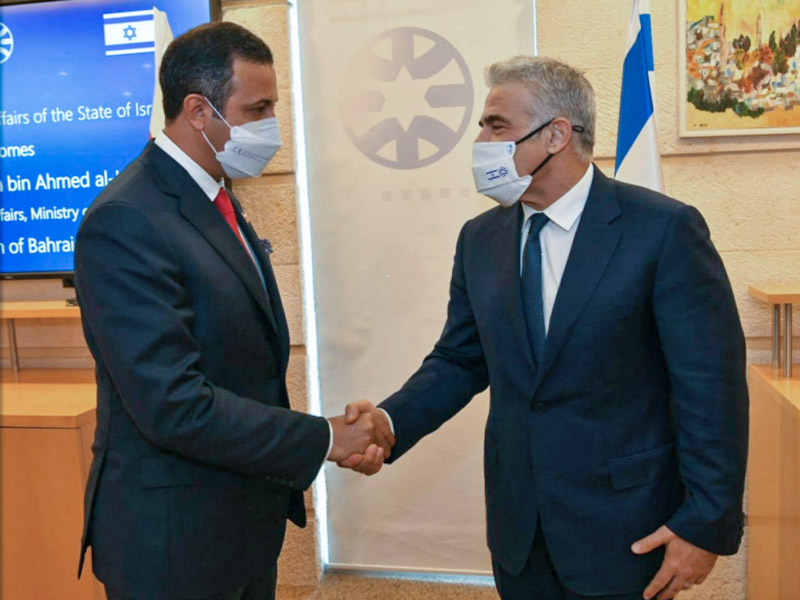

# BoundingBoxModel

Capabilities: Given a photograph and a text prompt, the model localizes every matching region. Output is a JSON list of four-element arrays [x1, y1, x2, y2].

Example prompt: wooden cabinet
[[0, 369, 104, 600], [747, 364, 800, 600]]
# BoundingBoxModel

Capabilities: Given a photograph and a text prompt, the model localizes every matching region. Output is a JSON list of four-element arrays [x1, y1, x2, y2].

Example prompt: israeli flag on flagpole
[[615, 0, 664, 193]]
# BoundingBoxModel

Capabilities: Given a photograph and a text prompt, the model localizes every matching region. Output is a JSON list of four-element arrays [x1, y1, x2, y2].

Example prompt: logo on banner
[[103, 10, 156, 56], [0, 23, 14, 64], [342, 27, 473, 170]]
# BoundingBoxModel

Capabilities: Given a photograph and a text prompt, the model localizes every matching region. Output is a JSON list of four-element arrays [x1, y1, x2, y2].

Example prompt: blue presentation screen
[[0, 0, 213, 276]]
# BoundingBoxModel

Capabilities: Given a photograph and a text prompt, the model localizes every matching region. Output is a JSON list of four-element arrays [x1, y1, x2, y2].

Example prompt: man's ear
[[183, 94, 210, 132], [546, 118, 573, 154]]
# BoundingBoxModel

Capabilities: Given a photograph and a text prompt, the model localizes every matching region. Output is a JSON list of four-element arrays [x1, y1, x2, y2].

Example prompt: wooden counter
[[0, 300, 82, 371], [748, 286, 800, 305], [1, 368, 97, 428], [0, 369, 104, 600], [0, 300, 82, 320], [747, 364, 800, 599]]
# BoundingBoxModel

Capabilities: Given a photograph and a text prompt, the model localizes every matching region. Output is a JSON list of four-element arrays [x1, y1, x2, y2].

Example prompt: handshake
[[327, 401, 395, 476]]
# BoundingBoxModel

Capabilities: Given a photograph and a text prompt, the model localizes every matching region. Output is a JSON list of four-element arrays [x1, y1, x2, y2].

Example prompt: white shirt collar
[[154, 131, 224, 202], [521, 164, 594, 232]]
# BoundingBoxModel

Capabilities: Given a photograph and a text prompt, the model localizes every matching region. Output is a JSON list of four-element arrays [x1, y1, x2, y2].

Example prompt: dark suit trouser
[[492, 525, 642, 600], [105, 566, 276, 600]]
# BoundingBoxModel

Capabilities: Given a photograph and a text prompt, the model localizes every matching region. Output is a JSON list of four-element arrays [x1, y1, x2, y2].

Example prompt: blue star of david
[[498, 166, 509, 178], [123, 25, 137, 41]]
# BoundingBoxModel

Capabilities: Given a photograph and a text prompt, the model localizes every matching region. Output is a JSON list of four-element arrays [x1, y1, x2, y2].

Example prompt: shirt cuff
[[323, 418, 334, 464], [378, 408, 395, 435]]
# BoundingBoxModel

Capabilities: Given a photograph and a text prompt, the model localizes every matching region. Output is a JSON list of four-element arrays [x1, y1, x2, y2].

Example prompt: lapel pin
[[261, 238, 273, 255]]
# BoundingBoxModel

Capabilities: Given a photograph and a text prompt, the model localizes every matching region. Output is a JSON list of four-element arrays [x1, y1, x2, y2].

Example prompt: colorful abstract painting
[[680, 0, 800, 136]]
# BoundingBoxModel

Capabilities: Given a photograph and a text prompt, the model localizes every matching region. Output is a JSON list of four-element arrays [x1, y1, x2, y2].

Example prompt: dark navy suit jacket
[[74, 142, 330, 600], [380, 167, 748, 596]]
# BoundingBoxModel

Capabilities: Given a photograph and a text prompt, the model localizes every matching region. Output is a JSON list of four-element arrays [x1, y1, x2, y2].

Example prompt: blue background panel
[[0, 0, 212, 275]]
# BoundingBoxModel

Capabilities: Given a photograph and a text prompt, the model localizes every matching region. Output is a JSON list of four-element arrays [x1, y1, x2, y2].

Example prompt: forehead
[[480, 81, 534, 122], [229, 58, 278, 102]]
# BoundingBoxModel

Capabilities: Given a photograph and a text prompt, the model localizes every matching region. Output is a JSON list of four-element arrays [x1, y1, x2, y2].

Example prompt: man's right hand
[[327, 412, 381, 463]]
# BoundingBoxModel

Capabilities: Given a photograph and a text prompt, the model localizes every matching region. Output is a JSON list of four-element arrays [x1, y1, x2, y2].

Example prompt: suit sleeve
[[652, 205, 748, 555], [379, 224, 490, 461], [74, 201, 330, 491]]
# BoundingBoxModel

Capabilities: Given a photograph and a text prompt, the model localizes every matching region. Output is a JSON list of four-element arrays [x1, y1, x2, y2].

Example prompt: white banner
[[298, 0, 535, 574]]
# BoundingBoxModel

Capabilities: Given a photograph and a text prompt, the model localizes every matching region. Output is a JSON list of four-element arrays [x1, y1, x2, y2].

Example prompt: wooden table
[[0, 300, 82, 371], [747, 363, 800, 599], [0, 368, 104, 600], [749, 286, 800, 377]]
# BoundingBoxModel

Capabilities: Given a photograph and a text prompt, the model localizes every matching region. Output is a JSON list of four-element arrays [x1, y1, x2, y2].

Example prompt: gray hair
[[485, 56, 595, 161]]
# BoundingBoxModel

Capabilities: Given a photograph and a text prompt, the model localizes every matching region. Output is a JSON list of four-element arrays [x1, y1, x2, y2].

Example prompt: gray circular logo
[[0, 23, 14, 64], [342, 27, 473, 170]]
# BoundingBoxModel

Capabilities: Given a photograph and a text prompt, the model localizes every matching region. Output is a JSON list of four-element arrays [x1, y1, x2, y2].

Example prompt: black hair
[[159, 22, 273, 122]]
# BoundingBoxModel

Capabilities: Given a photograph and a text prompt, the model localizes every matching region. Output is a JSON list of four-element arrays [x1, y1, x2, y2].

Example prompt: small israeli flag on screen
[[103, 10, 156, 56], [614, 0, 663, 193]]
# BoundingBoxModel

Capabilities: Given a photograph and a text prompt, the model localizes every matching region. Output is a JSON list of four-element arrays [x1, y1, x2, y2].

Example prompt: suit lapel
[[143, 143, 280, 345], [530, 166, 622, 397], [178, 193, 281, 335], [487, 203, 537, 376], [231, 193, 291, 369]]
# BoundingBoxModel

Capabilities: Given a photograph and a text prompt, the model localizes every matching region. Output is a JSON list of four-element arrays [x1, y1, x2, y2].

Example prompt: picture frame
[[679, 0, 800, 137]]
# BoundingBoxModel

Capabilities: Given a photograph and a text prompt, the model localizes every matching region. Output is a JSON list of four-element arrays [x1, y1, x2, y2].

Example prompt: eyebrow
[[245, 98, 276, 109], [478, 114, 511, 127]]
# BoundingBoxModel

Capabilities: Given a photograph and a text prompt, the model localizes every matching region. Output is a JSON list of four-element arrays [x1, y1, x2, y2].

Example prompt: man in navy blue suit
[[343, 56, 748, 600], [75, 23, 389, 600]]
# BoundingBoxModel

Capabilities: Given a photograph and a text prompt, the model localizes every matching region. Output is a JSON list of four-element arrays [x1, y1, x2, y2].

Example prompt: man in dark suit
[[342, 56, 748, 600], [75, 23, 389, 600]]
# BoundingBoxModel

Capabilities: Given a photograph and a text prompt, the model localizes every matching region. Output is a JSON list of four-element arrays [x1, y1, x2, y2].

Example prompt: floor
[[278, 573, 500, 600]]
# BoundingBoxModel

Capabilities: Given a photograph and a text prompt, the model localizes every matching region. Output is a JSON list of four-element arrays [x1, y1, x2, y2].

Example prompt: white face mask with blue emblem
[[472, 140, 534, 208], [472, 118, 584, 207]]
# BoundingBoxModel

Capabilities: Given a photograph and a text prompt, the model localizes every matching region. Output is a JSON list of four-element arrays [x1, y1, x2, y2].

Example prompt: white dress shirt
[[520, 165, 594, 334], [154, 132, 335, 463]]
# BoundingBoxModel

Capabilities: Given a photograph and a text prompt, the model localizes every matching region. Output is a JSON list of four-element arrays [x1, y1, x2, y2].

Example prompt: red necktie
[[213, 187, 248, 252]]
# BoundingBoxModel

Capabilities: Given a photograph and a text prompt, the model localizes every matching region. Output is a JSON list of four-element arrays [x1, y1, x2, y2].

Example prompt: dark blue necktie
[[521, 213, 550, 366]]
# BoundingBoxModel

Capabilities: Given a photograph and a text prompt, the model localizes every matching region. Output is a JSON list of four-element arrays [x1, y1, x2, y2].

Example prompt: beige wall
[[3, 0, 798, 598]]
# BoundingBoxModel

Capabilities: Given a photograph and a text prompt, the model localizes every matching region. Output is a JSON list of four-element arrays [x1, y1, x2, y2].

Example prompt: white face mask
[[472, 118, 584, 207], [201, 97, 282, 179], [472, 141, 534, 208]]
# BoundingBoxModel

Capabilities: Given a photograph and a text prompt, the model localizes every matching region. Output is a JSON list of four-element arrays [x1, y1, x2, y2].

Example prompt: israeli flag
[[615, 0, 663, 193], [103, 10, 155, 56]]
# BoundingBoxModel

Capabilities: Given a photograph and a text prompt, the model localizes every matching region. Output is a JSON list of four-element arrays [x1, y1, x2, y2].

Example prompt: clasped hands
[[327, 401, 394, 476]]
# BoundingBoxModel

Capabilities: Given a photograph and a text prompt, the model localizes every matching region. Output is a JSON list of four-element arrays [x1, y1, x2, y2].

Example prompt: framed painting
[[679, 0, 800, 136]]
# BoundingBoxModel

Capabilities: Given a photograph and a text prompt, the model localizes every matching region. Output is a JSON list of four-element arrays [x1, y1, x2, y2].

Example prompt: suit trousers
[[492, 525, 642, 600], [105, 566, 276, 600]]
